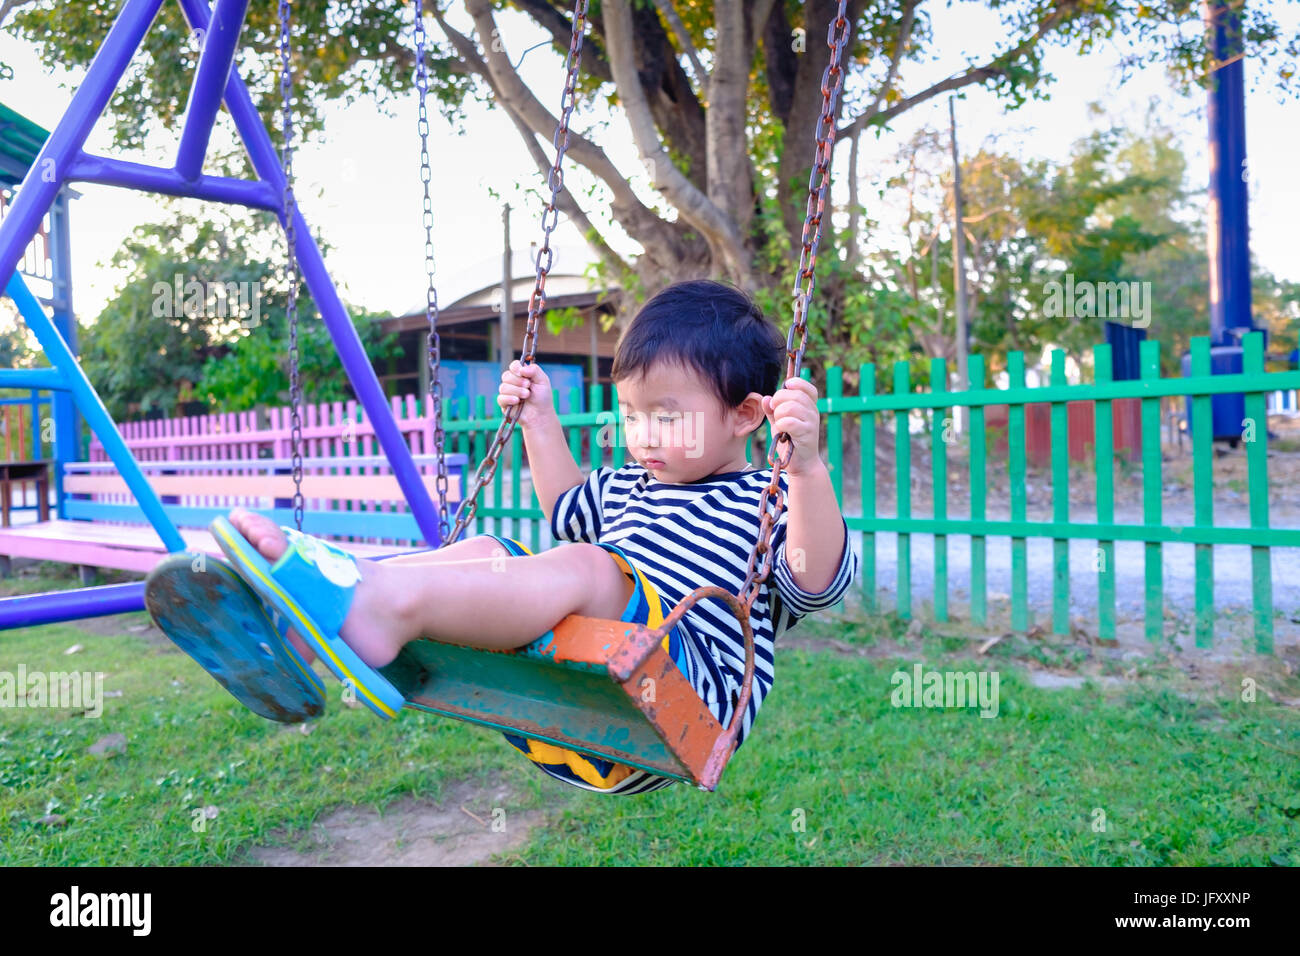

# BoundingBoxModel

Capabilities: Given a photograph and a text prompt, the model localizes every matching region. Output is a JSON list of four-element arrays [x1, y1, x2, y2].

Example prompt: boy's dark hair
[[610, 280, 784, 422]]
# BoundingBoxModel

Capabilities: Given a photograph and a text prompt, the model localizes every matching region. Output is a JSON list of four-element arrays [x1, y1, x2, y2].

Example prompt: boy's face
[[615, 361, 764, 482]]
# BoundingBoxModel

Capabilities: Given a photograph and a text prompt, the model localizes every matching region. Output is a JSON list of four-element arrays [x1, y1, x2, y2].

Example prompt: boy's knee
[[567, 544, 634, 615], [571, 543, 616, 577]]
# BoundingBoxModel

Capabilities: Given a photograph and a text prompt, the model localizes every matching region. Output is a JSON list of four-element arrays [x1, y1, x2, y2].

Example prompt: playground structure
[[0, 0, 454, 630]]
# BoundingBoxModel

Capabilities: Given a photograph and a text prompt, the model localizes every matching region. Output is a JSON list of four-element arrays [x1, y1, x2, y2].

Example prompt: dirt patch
[[237, 778, 545, 867]]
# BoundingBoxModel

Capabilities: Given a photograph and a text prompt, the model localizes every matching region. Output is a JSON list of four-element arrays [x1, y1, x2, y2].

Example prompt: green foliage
[[81, 199, 401, 420], [847, 110, 1300, 379], [200, 303, 402, 412], [8, 1, 1298, 374], [79, 208, 274, 420], [6, 1, 473, 154]]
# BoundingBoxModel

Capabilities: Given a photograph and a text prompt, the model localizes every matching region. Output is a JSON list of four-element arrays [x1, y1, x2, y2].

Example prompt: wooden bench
[[0, 454, 466, 581]]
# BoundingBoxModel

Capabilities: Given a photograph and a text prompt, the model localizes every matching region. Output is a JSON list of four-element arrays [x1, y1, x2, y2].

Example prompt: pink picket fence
[[83, 394, 469, 546], [90, 394, 447, 464]]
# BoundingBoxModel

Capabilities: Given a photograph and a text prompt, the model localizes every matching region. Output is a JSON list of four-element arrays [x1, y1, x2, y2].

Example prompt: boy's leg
[[228, 509, 634, 667], [383, 547, 635, 649], [375, 534, 506, 566]]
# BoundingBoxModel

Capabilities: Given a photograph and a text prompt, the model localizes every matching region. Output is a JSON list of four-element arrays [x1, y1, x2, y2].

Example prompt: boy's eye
[[657, 415, 676, 424]]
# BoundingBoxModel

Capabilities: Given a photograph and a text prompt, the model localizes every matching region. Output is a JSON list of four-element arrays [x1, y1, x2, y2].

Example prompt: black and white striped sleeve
[[549, 466, 615, 544], [770, 512, 856, 617]]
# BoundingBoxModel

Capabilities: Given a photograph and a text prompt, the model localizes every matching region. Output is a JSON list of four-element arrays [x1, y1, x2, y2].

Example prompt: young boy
[[225, 279, 857, 794]]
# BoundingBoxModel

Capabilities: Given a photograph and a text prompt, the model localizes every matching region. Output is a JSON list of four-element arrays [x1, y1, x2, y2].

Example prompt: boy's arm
[[520, 408, 584, 522], [783, 461, 848, 595]]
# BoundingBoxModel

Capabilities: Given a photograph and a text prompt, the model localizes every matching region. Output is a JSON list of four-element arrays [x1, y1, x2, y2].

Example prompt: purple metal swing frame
[[0, 0, 444, 629]]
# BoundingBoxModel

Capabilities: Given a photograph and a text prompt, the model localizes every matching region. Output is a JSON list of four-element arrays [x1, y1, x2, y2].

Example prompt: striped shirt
[[550, 462, 857, 788]]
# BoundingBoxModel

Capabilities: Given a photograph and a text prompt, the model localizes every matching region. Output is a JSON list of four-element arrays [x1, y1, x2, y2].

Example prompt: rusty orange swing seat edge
[[396, 585, 755, 792]]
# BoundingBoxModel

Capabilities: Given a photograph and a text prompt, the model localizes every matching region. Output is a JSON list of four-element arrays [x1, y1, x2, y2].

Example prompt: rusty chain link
[[737, 0, 850, 610], [446, 0, 589, 545]]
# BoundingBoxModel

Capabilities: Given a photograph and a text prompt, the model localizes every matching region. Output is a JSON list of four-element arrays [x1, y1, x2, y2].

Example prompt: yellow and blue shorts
[[478, 533, 695, 794]]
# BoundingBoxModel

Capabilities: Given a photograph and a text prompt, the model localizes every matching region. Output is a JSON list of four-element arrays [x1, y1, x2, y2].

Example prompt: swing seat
[[379, 613, 730, 789], [204, 516, 741, 790]]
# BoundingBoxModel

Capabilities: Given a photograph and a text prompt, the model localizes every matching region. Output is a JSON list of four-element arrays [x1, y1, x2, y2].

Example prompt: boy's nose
[[628, 419, 655, 448]]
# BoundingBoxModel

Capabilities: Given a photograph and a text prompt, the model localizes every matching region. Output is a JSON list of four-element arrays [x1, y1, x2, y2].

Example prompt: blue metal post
[[67, 153, 280, 209], [177, 0, 444, 546], [175, 0, 250, 180], [6, 274, 185, 551], [0, 582, 145, 629], [0, 0, 443, 551], [1206, 0, 1254, 345], [0, 369, 67, 389], [0, 0, 166, 280]]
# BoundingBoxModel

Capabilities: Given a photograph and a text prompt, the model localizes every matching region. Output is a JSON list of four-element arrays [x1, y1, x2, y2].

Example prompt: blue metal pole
[[1206, 0, 1254, 346], [176, 0, 444, 547], [6, 273, 185, 552], [68, 154, 280, 209], [0, 369, 68, 389], [0, 582, 145, 629], [0, 0, 166, 280], [49, 187, 80, 512], [175, 0, 250, 180]]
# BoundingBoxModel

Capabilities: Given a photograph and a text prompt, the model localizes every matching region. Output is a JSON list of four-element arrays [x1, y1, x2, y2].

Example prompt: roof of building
[[397, 242, 607, 317], [0, 102, 50, 187]]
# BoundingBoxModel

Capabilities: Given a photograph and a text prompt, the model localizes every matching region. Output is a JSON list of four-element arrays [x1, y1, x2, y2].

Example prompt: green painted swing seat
[[381, 613, 732, 788], [147, 539, 746, 791]]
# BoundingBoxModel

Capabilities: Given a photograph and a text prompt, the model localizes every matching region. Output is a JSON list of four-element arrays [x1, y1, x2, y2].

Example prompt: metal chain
[[278, 0, 304, 531], [738, 0, 850, 609], [446, 0, 589, 544], [413, 2, 451, 544]]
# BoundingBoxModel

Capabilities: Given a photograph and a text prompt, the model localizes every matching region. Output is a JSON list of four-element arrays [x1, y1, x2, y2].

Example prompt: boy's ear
[[733, 391, 767, 436]]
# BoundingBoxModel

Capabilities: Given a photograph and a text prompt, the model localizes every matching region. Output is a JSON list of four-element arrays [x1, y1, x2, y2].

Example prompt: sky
[[0, 2, 1296, 327]]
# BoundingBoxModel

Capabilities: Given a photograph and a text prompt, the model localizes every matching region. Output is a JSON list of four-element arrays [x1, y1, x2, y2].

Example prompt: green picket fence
[[440, 331, 1296, 653], [844, 331, 1295, 654]]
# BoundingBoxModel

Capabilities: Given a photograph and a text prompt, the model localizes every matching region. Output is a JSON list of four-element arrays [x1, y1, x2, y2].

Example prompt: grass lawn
[[2, 567, 1297, 866]]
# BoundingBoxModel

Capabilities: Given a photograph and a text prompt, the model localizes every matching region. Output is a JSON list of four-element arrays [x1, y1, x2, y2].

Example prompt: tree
[[80, 201, 401, 420], [198, 299, 403, 412], [5, 0, 1294, 334]]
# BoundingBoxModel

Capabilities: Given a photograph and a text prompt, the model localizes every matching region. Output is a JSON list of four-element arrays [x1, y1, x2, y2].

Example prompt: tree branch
[[509, 0, 612, 84], [652, 0, 706, 90], [439, 2, 677, 248], [762, 0, 797, 125], [602, 0, 750, 284], [435, 2, 693, 276], [707, 0, 755, 240], [746, 0, 778, 48], [845, 126, 862, 274], [864, 0, 919, 118], [838, 0, 1085, 137], [497, 100, 631, 281], [0, 0, 38, 30]]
